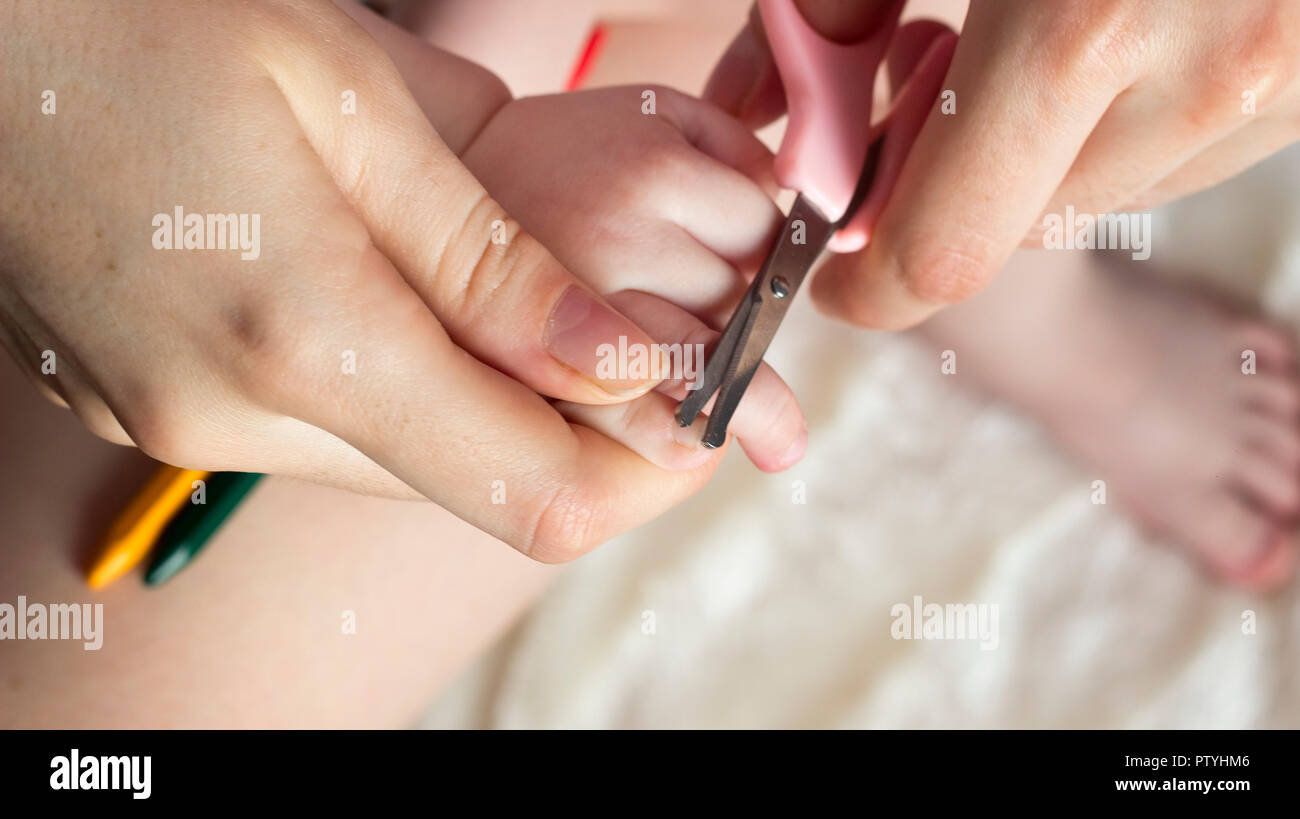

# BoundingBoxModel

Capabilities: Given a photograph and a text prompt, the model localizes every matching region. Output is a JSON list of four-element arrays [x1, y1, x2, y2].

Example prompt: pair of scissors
[[676, 0, 897, 447]]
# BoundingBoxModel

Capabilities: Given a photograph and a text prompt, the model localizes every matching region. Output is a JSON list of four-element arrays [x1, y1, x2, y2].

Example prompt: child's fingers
[[666, 87, 782, 198], [660, 149, 785, 273], [588, 224, 748, 328], [643, 138, 783, 283], [608, 290, 808, 473], [553, 392, 721, 473], [653, 91, 787, 273]]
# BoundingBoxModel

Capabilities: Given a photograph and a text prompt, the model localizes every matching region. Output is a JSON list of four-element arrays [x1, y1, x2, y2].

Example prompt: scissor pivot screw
[[771, 277, 790, 299]]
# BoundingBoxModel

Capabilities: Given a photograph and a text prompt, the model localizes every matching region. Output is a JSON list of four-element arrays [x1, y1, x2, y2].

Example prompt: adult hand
[[0, 0, 720, 562], [707, 0, 1300, 329]]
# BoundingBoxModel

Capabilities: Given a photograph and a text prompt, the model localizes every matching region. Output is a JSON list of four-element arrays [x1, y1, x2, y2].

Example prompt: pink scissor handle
[[759, 0, 897, 252]]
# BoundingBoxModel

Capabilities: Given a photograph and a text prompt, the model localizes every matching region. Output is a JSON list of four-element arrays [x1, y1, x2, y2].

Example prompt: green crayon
[[144, 472, 264, 586]]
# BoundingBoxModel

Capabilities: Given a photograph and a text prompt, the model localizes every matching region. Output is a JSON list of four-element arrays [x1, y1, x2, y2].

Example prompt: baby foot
[[921, 249, 1300, 591]]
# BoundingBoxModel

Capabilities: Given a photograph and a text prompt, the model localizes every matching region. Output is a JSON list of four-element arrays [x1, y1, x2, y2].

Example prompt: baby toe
[[1231, 451, 1300, 518], [1240, 374, 1300, 419], [1231, 320, 1297, 372], [1185, 493, 1297, 591], [1240, 413, 1300, 471]]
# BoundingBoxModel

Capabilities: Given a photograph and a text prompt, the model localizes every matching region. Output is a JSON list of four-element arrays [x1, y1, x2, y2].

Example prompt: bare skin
[[918, 250, 1300, 591], [0, 347, 559, 728], [5, 0, 1296, 732]]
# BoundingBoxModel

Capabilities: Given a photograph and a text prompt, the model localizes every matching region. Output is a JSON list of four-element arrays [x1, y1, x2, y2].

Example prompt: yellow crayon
[[86, 465, 211, 589]]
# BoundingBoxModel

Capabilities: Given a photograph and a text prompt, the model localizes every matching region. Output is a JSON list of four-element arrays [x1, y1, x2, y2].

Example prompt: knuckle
[[640, 83, 681, 116], [625, 144, 701, 225], [221, 293, 319, 408], [631, 141, 693, 197], [894, 237, 997, 306], [118, 401, 195, 466], [1206, 8, 1300, 109], [524, 484, 607, 563], [435, 194, 538, 326], [1039, 0, 1148, 91], [219, 241, 382, 410]]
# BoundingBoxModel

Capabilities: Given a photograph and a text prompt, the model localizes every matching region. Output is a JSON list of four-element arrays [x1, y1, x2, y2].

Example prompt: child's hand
[[460, 86, 807, 472]]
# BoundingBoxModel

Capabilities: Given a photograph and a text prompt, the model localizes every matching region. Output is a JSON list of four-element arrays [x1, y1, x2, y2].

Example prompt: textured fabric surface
[[421, 130, 1300, 733]]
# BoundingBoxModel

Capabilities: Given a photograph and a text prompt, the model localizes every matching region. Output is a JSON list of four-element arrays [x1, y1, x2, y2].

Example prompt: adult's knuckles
[[1198, 2, 1300, 112], [1031, 0, 1151, 93], [435, 196, 559, 336], [894, 235, 1000, 306], [114, 392, 204, 467], [217, 253, 379, 413], [522, 482, 609, 564]]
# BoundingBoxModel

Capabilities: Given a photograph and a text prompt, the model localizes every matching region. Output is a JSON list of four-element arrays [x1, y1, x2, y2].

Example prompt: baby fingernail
[[671, 413, 710, 450], [545, 286, 660, 396], [777, 423, 809, 469]]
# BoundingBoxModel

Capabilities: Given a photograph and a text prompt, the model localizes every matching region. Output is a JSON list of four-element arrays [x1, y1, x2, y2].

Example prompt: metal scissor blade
[[837, 131, 885, 234], [674, 276, 757, 429], [676, 194, 837, 446]]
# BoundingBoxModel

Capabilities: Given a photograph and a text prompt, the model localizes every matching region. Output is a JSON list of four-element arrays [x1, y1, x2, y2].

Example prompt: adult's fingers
[[704, 0, 900, 129], [886, 19, 955, 91], [1027, 84, 1250, 243], [586, 225, 752, 328], [704, 2, 786, 130], [277, 245, 717, 562], [1125, 114, 1300, 211], [262, 5, 662, 404], [813, 3, 1136, 329], [825, 27, 957, 254]]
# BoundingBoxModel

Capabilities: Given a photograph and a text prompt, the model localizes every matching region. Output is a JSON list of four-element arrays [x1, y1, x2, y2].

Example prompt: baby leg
[[0, 350, 557, 727]]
